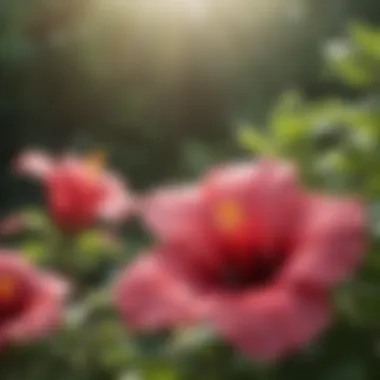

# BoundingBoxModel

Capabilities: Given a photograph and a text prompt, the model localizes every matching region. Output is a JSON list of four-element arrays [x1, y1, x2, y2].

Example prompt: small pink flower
[[114, 159, 365, 360], [0, 251, 69, 348], [0, 214, 25, 237], [14, 149, 53, 179], [15, 149, 134, 233]]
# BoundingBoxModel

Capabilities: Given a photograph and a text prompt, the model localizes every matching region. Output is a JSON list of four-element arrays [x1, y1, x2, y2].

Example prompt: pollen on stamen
[[0, 275, 16, 300], [215, 200, 245, 232], [84, 150, 107, 176]]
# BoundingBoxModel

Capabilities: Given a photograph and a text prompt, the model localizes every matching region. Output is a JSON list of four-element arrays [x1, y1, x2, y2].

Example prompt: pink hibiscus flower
[[0, 251, 69, 348], [15, 149, 134, 233], [114, 159, 365, 360]]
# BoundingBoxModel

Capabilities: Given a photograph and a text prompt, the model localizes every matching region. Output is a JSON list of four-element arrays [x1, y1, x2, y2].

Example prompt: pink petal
[[283, 196, 366, 286], [4, 273, 69, 342], [141, 186, 224, 278], [98, 174, 134, 223], [0, 253, 69, 343], [203, 159, 303, 256], [210, 286, 330, 361], [114, 251, 208, 330], [45, 156, 106, 233], [14, 149, 54, 180], [0, 251, 36, 277], [59, 154, 82, 168], [141, 184, 210, 248]]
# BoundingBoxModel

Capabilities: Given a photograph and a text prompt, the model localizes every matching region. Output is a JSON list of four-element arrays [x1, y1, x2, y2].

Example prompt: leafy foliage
[[238, 21, 380, 379]]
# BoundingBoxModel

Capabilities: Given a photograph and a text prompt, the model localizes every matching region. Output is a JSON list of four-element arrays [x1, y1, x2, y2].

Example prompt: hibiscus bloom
[[114, 159, 365, 360], [15, 149, 134, 233], [0, 250, 69, 348]]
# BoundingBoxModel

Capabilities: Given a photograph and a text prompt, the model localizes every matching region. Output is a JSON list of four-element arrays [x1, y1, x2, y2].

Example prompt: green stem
[[51, 229, 78, 278]]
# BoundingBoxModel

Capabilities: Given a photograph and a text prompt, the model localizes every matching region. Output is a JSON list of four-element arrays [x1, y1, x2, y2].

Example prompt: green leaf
[[272, 90, 303, 120], [336, 280, 380, 326], [325, 37, 375, 87], [78, 230, 120, 258], [139, 362, 179, 380], [350, 22, 380, 60], [119, 371, 142, 380], [237, 124, 273, 154], [169, 325, 214, 354], [21, 241, 47, 263], [333, 57, 373, 87], [78, 231, 103, 254], [22, 208, 50, 232], [321, 358, 367, 380]]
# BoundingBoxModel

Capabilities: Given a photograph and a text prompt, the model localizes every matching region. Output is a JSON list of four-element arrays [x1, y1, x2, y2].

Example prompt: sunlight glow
[[91, 0, 307, 85], [158, 0, 209, 22]]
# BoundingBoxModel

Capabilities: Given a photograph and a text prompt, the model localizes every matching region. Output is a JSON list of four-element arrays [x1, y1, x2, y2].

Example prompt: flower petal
[[141, 185, 209, 248], [211, 286, 330, 361], [114, 251, 207, 330], [203, 159, 303, 259], [284, 196, 366, 286], [0, 251, 36, 278], [141, 186, 225, 280], [98, 174, 134, 223], [14, 149, 54, 179], [4, 273, 69, 342], [45, 156, 106, 233], [0, 253, 69, 343]]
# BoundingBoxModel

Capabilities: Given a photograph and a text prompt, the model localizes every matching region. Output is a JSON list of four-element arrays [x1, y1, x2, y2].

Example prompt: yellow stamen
[[84, 150, 106, 176], [215, 200, 244, 232], [0, 275, 16, 300]]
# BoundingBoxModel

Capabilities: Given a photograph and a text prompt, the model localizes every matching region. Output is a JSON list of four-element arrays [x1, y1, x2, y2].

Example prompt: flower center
[[214, 200, 245, 232], [0, 274, 32, 325], [219, 253, 286, 291], [0, 275, 16, 301], [84, 150, 106, 177]]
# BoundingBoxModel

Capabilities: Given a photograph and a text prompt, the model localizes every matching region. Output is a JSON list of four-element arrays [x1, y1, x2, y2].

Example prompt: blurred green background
[[0, 0, 377, 209], [2, 0, 380, 379]]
